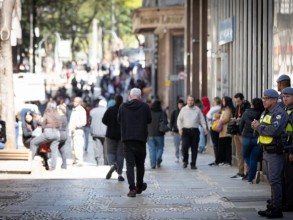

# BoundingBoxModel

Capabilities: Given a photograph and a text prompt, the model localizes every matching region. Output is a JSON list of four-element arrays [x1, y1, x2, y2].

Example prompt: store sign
[[140, 15, 183, 26], [132, 7, 185, 32], [219, 16, 234, 45]]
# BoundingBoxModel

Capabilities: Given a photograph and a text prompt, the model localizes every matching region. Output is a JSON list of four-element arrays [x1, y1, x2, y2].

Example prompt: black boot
[[258, 204, 273, 217], [265, 208, 283, 219]]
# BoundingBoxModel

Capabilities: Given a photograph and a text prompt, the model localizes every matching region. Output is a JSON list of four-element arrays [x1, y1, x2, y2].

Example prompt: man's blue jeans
[[147, 136, 164, 168], [242, 137, 261, 182]]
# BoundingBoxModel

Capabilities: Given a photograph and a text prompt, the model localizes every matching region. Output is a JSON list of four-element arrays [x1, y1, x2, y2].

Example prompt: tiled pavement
[[0, 135, 293, 220]]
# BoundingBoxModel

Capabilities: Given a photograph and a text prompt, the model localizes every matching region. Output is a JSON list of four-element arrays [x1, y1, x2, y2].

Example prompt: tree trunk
[[0, 0, 16, 149]]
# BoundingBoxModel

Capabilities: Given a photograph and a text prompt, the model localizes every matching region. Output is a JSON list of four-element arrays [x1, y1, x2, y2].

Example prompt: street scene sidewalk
[[0, 134, 292, 220]]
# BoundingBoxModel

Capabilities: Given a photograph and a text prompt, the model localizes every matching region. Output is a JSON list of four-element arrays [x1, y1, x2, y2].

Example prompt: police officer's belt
[[260, 144, 282, 154]]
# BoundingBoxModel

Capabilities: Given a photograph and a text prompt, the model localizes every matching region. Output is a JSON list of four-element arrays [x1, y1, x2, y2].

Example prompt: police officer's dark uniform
[[252, 89, 289, 219], [281, 87, 293, 212]]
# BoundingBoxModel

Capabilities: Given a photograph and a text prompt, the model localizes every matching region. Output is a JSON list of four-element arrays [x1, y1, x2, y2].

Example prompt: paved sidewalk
[[0, 135, 292, 219]]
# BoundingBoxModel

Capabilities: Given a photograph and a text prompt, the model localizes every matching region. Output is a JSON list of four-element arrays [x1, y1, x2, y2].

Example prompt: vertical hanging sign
[[219, 16, 234, 45]]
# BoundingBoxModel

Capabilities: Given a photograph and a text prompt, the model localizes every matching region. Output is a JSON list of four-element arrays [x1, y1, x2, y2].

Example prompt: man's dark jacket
[[118, 99, 152, 143], [235, 100, 251, 118]]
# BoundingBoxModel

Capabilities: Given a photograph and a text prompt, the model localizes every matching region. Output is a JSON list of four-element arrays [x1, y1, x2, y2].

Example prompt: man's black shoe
[[258, 209, 269, 217], [266, 208, 283, 219], [183, 162, 188, 168], [106, 165, 116, 179], [191, 165, 197, 170], [118, 175, 125, 182], [136, 183, 147, 194], [208, 162, 217, 166], [242, 174, 248, 181], [127, 190, 136, 197], [258, 205, 274, 217]]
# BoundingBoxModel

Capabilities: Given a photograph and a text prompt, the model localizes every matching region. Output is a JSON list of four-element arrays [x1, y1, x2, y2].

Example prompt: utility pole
[[32, 0, 37, 73]]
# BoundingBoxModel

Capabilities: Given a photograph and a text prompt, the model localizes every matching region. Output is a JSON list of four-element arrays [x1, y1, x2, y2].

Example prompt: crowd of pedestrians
[[16, 68, 293, 218]]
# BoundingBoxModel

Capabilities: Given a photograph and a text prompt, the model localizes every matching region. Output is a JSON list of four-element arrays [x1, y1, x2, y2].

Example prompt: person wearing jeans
[[239, 98, 264, 183], [241, 137, 261, 182], [147, 99, 167, 169], [30, 102, 61, 170], [148, 136, 164, 169]]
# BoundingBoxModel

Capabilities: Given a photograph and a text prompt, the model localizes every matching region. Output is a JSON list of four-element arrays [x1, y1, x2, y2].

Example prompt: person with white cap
[[252, 89, 288, 218], [281, 87, 293, 212], [118, 88, 152, 197], [277, 74, 291, 107]]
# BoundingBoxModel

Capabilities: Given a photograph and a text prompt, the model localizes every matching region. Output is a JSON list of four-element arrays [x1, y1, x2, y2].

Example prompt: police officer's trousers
[[263, 151, 284, 209]]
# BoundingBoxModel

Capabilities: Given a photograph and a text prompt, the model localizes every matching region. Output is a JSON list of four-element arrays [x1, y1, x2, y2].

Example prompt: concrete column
[[184, 0, 191, 96], [185, 0, 208, 99]]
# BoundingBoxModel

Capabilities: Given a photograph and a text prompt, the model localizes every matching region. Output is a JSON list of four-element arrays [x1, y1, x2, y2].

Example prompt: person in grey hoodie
[[118, 88, 152, 197]]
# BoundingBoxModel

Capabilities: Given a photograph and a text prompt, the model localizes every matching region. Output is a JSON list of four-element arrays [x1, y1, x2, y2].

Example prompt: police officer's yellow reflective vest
[[285, 109, 293, 142], [258, 113, 273, 144], [258, 109, 293, 145]]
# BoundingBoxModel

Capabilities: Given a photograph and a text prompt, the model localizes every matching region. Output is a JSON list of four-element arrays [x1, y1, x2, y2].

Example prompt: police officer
[[281, 87, 293, 212], [276, 74, 291, 107], [252, 89, 288, 219]]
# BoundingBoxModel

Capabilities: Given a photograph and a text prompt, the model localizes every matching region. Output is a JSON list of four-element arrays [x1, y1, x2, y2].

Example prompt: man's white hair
[[130, 88, 141, 97]]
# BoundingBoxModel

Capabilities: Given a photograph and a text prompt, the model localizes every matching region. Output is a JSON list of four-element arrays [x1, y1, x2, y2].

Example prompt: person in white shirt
[[68, 97, 87, 167], [177, 95, 208, 169]]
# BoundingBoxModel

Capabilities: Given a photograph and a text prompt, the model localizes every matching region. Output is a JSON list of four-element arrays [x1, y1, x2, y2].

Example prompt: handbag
[[212, 120, 223, 132], [227, 121, 240, 135]]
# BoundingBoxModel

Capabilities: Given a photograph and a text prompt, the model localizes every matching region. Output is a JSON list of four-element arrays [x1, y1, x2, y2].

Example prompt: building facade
[[132, 0, 185, 111], [208, 0, 293, 101], [133, 0, 293, 112]]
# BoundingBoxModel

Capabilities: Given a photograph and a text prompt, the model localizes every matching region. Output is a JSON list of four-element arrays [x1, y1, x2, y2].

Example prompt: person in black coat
[[170, 99, 185, 162], [102, 94, 125, 182], [118, 88, 152, 197], [239, 98, 264, 183]]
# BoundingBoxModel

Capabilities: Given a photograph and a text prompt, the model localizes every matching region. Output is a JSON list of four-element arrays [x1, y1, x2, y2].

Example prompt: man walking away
[[118, 88, 152, 197]]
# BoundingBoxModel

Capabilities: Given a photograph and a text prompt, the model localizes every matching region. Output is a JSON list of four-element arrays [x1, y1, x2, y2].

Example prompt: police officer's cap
[[282, 87, 293, 95], [263, 89, 279, 98], [276, 74, 291, 83]]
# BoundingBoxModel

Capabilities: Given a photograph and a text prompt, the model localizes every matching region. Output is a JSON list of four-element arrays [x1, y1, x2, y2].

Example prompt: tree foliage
[[21, 0, 142, 60]]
